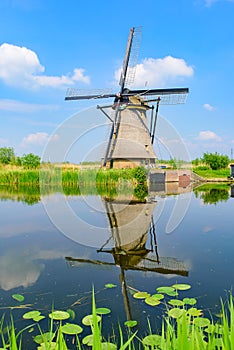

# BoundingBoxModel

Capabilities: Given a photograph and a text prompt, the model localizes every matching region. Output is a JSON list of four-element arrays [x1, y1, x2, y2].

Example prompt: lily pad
[[23, 310, 41, 320], [183, 298, 197, 306], [168, 308, 184, 319], [187, 307, 202, 317], [105, 284, 117, 289], [168, 299, 184, 307], [33, 315, 45, 322], [151, 293, 164, 300], [82, 334, 94, 346], [133, 291, 150, 299], [145, 297, 161, 306], [156, 286, 177, 296], [61, 323, 83, 335], [34, 332, 54, 344], [12, 294, 24, 302], [193, 317, 210, 327], [82, 314, 101, 326], [124, 320, 138, 328], [96, 307, 111, 315], [172, 283, 191, 291], [142, 334, 162, 346], [66, 309, 75, 320], [49, 310, 70, 320]]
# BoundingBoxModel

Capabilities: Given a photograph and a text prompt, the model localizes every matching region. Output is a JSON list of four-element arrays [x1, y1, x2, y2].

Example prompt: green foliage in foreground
[[1, 285, 234, 349]]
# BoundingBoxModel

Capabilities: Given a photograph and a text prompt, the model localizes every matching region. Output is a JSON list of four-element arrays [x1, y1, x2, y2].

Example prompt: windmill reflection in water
[[66, 194, 189, 320]]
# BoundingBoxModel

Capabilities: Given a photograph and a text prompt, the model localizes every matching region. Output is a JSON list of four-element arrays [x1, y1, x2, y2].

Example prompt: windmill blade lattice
[[120, 26, 142, 88]]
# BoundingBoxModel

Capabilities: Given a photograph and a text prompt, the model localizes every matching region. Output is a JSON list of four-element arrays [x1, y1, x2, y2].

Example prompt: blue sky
[[0, 0, 234, 161]]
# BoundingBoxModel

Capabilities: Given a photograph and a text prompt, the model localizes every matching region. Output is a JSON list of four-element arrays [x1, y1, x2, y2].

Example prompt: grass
[[193, 166, 230, 179], [1, 286, 234, 349]]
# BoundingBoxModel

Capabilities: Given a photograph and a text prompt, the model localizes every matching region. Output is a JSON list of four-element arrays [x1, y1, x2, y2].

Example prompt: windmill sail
[[65, 27, 189, 169]]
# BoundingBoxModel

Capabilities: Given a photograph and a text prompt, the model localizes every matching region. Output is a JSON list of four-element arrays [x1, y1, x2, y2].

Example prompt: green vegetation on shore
[[192, 166, 230, 179]]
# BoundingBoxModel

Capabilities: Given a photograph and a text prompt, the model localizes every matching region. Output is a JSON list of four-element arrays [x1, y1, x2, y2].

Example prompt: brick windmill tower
[[65, 27, 189, 168]]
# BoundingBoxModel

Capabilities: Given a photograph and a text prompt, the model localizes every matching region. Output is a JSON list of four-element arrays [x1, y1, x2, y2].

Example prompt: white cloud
[[115, 56, 194, 88], [0, 99, 59, 112], [0, 248, 71, 291], [0, 43, 90, 89], [21, 132, 58, 147], [203, 103, 215, 111], [197, 130, 222, 141]]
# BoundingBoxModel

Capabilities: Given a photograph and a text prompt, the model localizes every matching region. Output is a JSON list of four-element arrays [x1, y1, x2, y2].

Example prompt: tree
[[21, 153, 40, 169], [0, 147, 15, 164], [201, 152, 229, 170]]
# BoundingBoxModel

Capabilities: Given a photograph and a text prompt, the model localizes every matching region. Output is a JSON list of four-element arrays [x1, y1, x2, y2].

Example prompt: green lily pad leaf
[[33, 315, 45, 322], [105, 283, 117, 289], [168, 299, 184, 307], [12, 294, 24, 302], [183, 298, 197, 306], [66, 309, 75, 320], [142, 334, 162, 346], [156, 286, 175, 294], [145, 297, 161, 306], [37, 342, 57, 350], [34, 332, 54, 344], [172, 283, 191, 291], [101, 342, 117, 349], [167, 291, 178, 297], [193, 317, 210, 327], [61, 323, 83, 335], [82, 334, 94, 346], [187, 307, 202, 317], [23, 310, 41, 320], [82, 314, 101, 326], [124, 320, 138, 328], [151, 293, 164, 300], [96, 307, 111, 315], [133, 291, 150, 299], [168, 308, 184, 319], [156, 287, 177, 296], [49, 310, 70, 320]]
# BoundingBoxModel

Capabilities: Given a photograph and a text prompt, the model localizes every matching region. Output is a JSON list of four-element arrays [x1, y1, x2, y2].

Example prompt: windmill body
[[105, 97, 157, 168], [65, 27, 189, 168]]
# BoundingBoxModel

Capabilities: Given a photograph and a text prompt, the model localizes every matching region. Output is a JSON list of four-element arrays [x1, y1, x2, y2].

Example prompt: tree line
[[192, 152, 230, 170], [0, 146, 231, 170], [0, 147, 40, 169]]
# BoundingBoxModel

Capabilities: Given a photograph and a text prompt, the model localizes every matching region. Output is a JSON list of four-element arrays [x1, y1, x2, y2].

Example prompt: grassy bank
[[0, 166, 148, 202], [193, 166, 230, 180], [0, 166, 147, 185]]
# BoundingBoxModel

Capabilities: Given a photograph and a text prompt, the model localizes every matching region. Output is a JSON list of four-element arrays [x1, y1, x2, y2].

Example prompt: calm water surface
[[0, 183, 233, 345]]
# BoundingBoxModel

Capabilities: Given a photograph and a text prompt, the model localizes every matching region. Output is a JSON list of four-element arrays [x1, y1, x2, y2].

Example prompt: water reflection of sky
[[0, 188, 234, 336]]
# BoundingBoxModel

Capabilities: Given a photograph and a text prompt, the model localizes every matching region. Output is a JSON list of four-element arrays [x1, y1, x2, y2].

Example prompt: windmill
[[65, 27, 189, 169]]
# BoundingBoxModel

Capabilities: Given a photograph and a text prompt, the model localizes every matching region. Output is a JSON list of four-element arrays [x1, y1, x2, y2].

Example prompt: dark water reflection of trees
[[194, 183, 231, 205], [0, 183, 233, 206]]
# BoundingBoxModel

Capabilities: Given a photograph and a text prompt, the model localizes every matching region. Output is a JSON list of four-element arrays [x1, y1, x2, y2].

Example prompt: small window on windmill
[[145, 144, 149, 152]]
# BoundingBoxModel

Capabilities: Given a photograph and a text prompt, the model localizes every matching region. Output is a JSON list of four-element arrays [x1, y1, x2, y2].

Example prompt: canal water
[[0, 182, 233, 346]]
